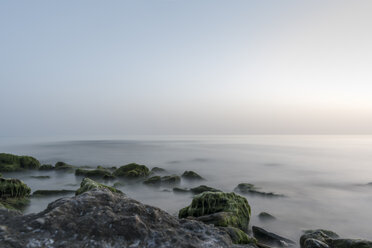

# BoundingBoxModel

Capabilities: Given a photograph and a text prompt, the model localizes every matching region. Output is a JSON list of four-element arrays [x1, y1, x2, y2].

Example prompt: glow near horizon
[[1, 0, 372, 136]]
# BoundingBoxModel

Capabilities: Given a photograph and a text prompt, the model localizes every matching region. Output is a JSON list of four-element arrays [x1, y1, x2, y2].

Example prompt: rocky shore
[[1, 152, 371, 248]]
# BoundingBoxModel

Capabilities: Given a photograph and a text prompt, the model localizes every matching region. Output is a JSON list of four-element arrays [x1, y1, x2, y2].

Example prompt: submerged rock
[[151, 167, 166, 173], [144, 175, 181, 187], [300, 229, 372, 248], [181, 170, 204, 180], [113, 163, 150, 178], [55, 161, 74, 170], [190, 185, 222, 194], [75, 167, 113, 179], [0, 188, 245, 248], [234, 183, 284, 197], [252, 226, 295, 247], [32, 189, 75, 196], [76, 178, 122, 195], [30, 175, 50, 179], [39, 164, 54, 170], [173, 187, 190, 193], [258, 212, 276, 221], [179, 192, 251, 232], [0, 153, 40, 172], [0, 178, 31, 210]]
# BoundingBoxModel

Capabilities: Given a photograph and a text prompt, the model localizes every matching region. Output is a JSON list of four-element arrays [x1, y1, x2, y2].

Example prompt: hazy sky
[[1, 0, 372, 137]]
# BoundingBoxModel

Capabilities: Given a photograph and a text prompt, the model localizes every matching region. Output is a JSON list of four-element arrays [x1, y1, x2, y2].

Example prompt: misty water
[[1, 135, 372, 242]]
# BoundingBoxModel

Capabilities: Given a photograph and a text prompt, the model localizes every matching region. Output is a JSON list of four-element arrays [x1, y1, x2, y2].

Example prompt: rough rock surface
[[252, 226, 295, 247], [0, 153, 40, 171], [0, 189, 250, 248]]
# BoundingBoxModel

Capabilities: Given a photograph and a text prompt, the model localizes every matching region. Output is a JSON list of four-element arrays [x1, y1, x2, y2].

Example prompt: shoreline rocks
[[234, 183, 284, 198], [113, 163, 150, 178], [0, 153, 40, 172], [76, 178, 122, 195]]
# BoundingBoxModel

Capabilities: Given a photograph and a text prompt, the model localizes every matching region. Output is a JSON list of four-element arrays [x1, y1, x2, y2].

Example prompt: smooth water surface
[[1, 135, 372, 242]]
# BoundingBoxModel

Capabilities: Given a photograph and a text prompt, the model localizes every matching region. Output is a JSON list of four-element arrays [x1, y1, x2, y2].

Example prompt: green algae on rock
[[39, 164, 54, 170], [0, 153, 40, 172], [76, 178, 123, 195], [75, 167, 113, 179], [220, 226, 257, 245], [144, 175, 181, 187], [32, 189, 75, 196], [113, 163, 150, 178], [151, 167, 166, 173], [0, 178, 31, 210], [55, 161, 75, 170], [190, 185, 222, 194], [179, 192, 251, 232], [181, 171, 204, 180]]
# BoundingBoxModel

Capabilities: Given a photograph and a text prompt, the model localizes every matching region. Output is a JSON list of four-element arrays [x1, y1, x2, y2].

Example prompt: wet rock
[[179, 192, 251, 232], [76, 178, 123, 195], [190, 185, 222, 194], [32, 189, 75, 196], [55, 161, 74, 170], [144, 175, 181, 187], [328, 239, 372, 248], [300, 229, 339, 247], [113, 163, 150, 178], [0, 188, 243, 248], [0, 173, 2, 178], [181, 171, 204, 180], [75, 167, 113, 179], [252, 226, 295, 247], [0, 153, 40, 171], [258, 212, 276, 221], [151, 167, 166, 173], [173, 187, 190, 193], [0, 178, 31, 210], [303, 238, 330, 248], [39, 164, 54, 170], [30, 175, 50, 179], [219, 226, 257, 245], [234, 183, 284, 197]]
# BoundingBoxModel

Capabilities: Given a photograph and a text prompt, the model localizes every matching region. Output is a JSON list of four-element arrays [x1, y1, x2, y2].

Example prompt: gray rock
[[252, 226, 295, 247], [303, 238, 330, 248], [0, 188, 245, 248]]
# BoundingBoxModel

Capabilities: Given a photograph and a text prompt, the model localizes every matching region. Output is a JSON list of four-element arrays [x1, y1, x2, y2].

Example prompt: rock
[[252, 226, 295, 247], [32, 189, 75, 196], [0, 188, 244, 248], [300, 229, 339, 247], [144, 175, 181, 187], [75, 168, 113, 179], [181, 171, 204, 180], [173, 187, 190, 193], [0, 178, 31, 210], [55, 161, 74, 170], [30, 175, 50, 179], [234, 183, 284, 197], [190, 185, 222, 194], [76, 178, 123, 195], [113, 163, 150, 178], [0, 153, 40, 171], [303, 238, 330, 248], [219, 226, 257, 245], [300, 229, 372, 248], [179, 192, 251, 232], [258, 212, 276, 221], [151, 167, 166, 173], [39, 164, 54, 170], [0, 173, 2, 178], [113, 182, 125, 188]]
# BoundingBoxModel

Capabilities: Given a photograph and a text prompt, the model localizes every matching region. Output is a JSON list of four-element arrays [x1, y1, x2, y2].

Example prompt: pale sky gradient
[[1, 0, 372, 136]]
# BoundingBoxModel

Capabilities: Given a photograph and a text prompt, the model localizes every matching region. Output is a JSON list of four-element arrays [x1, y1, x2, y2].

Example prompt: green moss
[[0, 153, 40, 171], [143, 176, 162, 185], [39, 164, 54, 170], [0, 197, 30, 211], [32, 189, 75, 196], [75, 168, 113, 179], [144, 175, 181, 186], [190, 185, 222, 194], [0, 178, 31, 198], [151, 167, 166, 173], [76, 178, 123, 195], [113, 163, 150, 178], [55, 162, 74, 170], [179, 192, 251, 231], [0, 173, 2, 178], [182, 171, 204, 180]]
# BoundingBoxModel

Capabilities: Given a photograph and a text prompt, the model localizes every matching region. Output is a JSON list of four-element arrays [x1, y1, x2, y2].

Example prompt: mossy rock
[[161, 175, 180, 185], [173, 187, 190, 193], [179, 192, 251, 231], [55, 161, 74, 170], [181, 171, 204, 180], [220, 226, 257, 245], [0, 178, 31, 198], [39, 164, 54, 170], [32, 189, 75, 196], [76, 178, 123, 195], [300, 229, 339, 247], [30, 175, 50, 179], [190, 185, 222, 194], [0, 197, 30, 211], [0, 153, 40, 171], [113, 182, 125, 188], [113, 163, 150, 178], [328, 239, 372, 248], [151, 167, 166, 173], [143, 176, 162, 185], [75, 168, 113, 179], [258, 212, 276, 221], [235, 183, 284, 197]]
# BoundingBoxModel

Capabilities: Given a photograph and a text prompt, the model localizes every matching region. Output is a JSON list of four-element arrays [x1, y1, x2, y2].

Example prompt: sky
[[1, 0, 372, 137]]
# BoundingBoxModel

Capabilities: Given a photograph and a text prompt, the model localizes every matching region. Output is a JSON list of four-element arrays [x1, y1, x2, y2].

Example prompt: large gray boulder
[[0, 188, 251, 248]]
